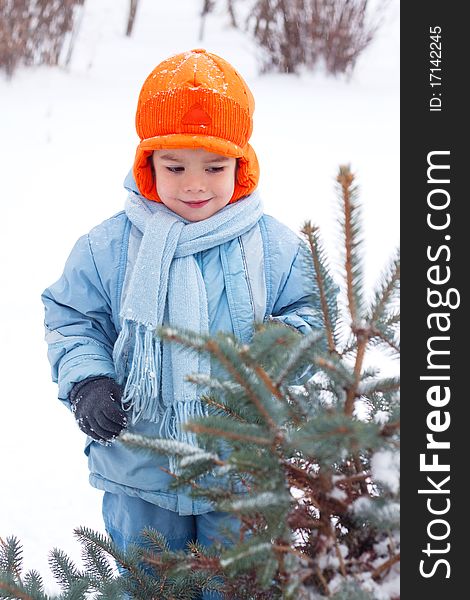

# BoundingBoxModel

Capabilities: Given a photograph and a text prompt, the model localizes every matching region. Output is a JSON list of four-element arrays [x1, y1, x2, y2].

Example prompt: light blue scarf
[[113, 190, 263, 468]]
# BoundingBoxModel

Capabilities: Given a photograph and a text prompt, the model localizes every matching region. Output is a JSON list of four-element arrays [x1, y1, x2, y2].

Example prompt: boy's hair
[[133, 49, 259, 204]]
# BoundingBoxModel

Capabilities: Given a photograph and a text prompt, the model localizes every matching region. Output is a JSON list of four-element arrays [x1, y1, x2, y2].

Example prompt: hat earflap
[[230, 144, 259, 203], [133, 148, 159, 201]]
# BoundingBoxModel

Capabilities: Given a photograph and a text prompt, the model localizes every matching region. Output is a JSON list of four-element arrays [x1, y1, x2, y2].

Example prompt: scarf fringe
[[113, 320, 162, 424], [164, 399, 209, 474]]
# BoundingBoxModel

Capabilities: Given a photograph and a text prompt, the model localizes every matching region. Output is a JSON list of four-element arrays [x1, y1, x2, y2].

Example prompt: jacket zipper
[[238, 237, 255, 320]]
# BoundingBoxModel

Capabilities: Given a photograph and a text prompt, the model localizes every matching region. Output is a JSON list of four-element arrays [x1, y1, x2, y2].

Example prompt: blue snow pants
[[102, 492, 239, 600]]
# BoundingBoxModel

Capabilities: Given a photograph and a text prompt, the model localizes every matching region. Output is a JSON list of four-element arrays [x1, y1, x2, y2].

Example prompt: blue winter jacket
[[42, 176, 321, 515]]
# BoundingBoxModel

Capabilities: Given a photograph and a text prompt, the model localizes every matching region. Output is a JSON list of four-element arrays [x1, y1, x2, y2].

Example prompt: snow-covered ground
[[0, 0, 399, 593]]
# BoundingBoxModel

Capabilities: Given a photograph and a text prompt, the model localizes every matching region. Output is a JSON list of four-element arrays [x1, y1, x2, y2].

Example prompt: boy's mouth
[[183, 198, 212, 208]]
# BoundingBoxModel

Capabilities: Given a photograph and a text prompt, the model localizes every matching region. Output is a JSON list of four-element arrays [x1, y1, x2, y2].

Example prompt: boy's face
[[152, 148, 237, 222]]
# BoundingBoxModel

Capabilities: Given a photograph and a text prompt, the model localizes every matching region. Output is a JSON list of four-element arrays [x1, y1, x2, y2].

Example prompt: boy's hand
[[69, 377, 128, 443]]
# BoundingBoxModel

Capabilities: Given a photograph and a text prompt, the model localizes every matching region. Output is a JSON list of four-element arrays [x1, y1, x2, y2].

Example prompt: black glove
[[69, 376, 128, 443]]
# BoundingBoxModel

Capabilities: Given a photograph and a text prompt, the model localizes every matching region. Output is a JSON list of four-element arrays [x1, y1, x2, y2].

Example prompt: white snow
[[219, 542, 272, 567], [371, 449, 400, 494], [0, 0, 399, 594], [374, 409, 392, 425], [330, 486, 347, 501], [229, 491, 288, 511]]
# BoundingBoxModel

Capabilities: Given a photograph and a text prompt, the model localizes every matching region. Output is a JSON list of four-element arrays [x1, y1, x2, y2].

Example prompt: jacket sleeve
[[270, 242, 322, 334], [41, 233, 118, 407]]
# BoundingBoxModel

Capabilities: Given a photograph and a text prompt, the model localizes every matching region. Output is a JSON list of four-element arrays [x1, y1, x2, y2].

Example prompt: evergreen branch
[[333, 534, 347, 578], [287, 512, 323, 531], [271, 543, 314, 565], [339, 334, 357, 358], [163, 328, 286, 432], [73, 527, 150, 592], [189, 382, 259, 425], [239, 339, 290, 407], [282, 462, 349, 515], [372, 319, 400, 338], [80, 539, 114, 583], [344, 333, 367, 416], [284, 388, 309, 426], [367, 252, 400, 325], [48, 549, 81, 591], [380, 420, 400, 437], [342, 168, 356, 323], [56, 579, 90, 599], [338, 165, 364, 325], [187, 415, 274, 448], [0, 581, 36, 600], [282, 461, 321, 498], [22, 571, 44, 597], [0, 536, 23, 586], [245, 357, 284, 402], [274, 330, 322, 388], [314, 355, 354, 386], [371, 552, 400, 580], [370, 328, 400, 354], [358, 376, 400, 396], [223, 491, 291, 513], [205, 339, 279, 432], [186, 422, 272, 446], [159, 465, 215, 495], [159, 327, 207, 352], [314, 566, 331, 596], [288, 419, 380, 474], [198, 394, 249, 423], [141, 528, 171, 554], [120, 433, 222, 464], [360, 365, 381, 380], [301, 222, 337, 353], [344, 320, 399, 359], [380, 311, 400, 329], [352, 452, 369, 495], [248, 321, 301, 370], [334, 471, 371, 485], [219, 543, 273, 569], [186, 375, 241, 398]]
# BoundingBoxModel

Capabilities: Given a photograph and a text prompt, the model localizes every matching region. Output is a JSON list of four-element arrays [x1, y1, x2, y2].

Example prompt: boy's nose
[[183, 175, 206, 193]]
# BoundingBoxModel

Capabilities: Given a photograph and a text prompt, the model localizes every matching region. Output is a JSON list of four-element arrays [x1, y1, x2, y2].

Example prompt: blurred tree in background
[[0, 0, 85, 77], [126, 0, 141, 37], [1, 0, 389, 78], [202, 0, 389, 75]]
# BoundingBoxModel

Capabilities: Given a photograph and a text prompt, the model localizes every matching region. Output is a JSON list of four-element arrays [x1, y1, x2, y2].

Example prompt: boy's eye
[[164, 166, 225, 174]]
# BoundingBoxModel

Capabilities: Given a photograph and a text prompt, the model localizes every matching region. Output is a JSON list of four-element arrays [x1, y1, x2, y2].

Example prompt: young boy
[[42, 49, 319, 592]]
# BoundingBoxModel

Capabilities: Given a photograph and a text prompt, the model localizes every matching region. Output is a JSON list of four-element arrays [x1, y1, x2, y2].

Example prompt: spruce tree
[[0, 165, 399, 599]]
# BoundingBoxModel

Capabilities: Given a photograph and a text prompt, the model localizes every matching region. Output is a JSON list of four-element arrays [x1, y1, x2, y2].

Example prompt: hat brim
[[138, 134, 244, 158]]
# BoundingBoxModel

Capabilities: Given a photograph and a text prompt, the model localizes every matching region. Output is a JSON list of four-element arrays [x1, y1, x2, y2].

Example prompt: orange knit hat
[[133, 48, 259, 203]]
